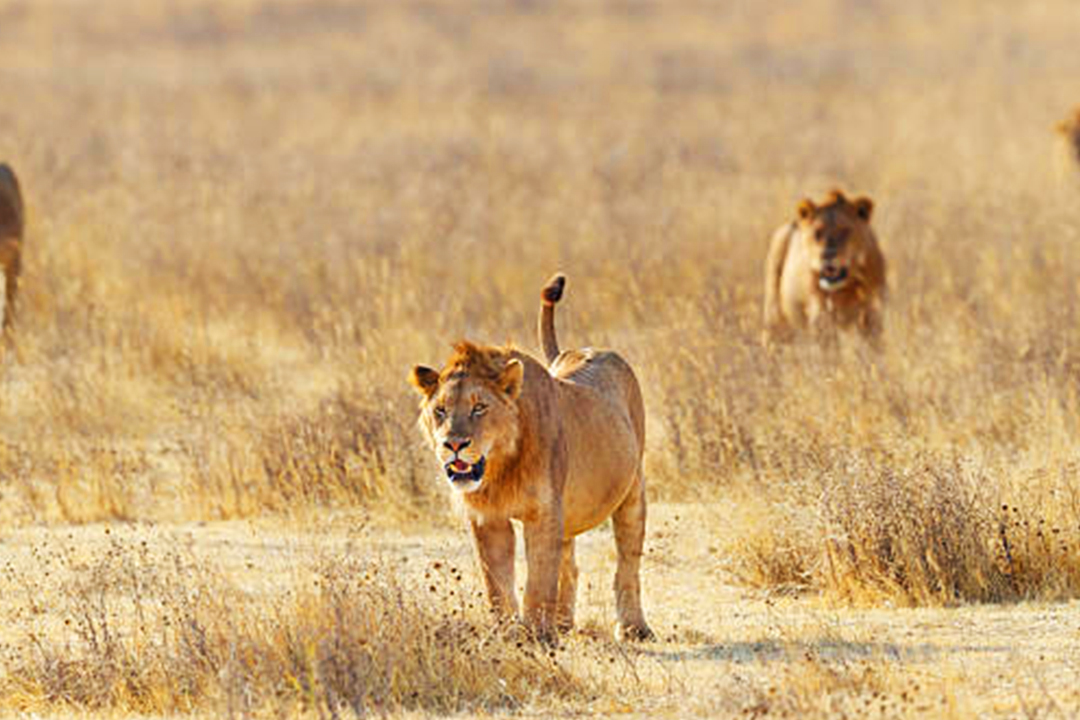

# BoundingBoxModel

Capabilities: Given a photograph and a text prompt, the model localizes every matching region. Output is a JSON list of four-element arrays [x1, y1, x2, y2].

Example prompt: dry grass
[[2, 512, 1077, 719], [1, 0, 1078, 601], [0, 533, 601, 717], [3, 0, 1080, 715], [722, 448, 1080, 605]]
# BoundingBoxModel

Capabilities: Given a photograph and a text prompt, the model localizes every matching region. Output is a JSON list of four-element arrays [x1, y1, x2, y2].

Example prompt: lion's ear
[[853, 196, 874, 221], [796, 198, 816, 221], [499, 359, 524, 400], [410, 366, 440, 397]]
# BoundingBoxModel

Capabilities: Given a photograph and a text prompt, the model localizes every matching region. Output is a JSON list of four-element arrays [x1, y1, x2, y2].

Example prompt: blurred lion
[[1056, 107, 1080, 178], [0, 163, 23, 333], [763, 189, 886, 348], [409, 274, 653, 643]]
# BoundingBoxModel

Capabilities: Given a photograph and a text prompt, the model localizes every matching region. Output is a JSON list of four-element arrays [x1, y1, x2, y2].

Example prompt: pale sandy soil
[[1, 503, 1077, 719]]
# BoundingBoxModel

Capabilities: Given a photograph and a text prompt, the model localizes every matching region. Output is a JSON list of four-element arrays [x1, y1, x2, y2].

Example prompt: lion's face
[[409, 352, 524, 494], [795, 192, 875, 293]]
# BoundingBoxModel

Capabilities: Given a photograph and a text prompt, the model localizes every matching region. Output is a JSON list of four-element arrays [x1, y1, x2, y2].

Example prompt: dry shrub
[[819, 454, 1009, 605], [721, 489, 818, 594], [0, 538, 593, 716], [185, 384, 437, 521], [724, 648, 957, 720], [720, 444, 1080, 605], [254, 389, 430, 511]]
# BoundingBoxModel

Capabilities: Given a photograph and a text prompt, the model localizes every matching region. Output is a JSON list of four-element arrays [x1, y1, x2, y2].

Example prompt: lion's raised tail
[[539, 273, 566, 365]]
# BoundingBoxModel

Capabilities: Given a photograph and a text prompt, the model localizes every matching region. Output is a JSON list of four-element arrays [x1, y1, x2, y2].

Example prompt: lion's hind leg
[[611, 472, 654, 641], [556, 538, 578, 633]]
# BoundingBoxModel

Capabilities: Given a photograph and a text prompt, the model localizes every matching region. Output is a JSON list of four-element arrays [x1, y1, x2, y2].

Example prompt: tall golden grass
[[2, 0, 1080, 612]]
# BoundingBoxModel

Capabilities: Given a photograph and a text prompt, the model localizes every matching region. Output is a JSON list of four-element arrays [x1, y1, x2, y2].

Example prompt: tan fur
[[1056, 108, 1080, 182], [410, 274, 652, 643], [0, 163, 24, 333], [1057, 108, 1080, 166], [763, 189, 886, 348]]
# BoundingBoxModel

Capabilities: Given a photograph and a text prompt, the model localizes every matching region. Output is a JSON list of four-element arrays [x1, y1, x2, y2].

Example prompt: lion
[[0, 163, 24, 334], [409, 274, 653, 643], [763, 189, 886, 348], [1055, 107, 1080, 176]]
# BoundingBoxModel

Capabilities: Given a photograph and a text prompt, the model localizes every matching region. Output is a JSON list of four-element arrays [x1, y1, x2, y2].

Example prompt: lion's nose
[[444, 438, 471, 453]]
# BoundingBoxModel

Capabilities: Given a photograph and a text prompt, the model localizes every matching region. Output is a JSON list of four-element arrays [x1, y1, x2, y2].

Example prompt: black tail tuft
[[541, 274, 566, 305]]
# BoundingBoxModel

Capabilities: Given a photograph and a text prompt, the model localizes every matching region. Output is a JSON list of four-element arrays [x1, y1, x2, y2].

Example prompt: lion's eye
[[471, 403, 487, 417], [433, 407, 448, 421]]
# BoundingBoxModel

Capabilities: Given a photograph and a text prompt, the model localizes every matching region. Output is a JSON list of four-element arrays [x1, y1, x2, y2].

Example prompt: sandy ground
[[1, 503, 1078, 718]]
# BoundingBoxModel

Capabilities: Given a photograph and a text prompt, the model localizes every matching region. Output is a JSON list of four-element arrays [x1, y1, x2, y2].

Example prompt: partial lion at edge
[[0, 163, 24, 334]]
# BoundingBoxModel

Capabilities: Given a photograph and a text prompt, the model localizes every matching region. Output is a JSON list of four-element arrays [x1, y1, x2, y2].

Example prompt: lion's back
[[551, 348, 645, 448]]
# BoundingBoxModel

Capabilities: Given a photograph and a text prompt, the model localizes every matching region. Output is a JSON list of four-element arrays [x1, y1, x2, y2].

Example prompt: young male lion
[[0, 163, 24, 333], [762, 189, 886, 348], [409, 274, 653, 643]]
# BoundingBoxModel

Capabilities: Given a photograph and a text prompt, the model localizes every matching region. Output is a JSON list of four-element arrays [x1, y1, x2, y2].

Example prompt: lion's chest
[[810, 286, 870, 326], [780, 253, 871, 327]]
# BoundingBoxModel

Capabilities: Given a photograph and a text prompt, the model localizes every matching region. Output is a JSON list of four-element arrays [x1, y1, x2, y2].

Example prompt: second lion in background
[[763, 189, 887, 350]]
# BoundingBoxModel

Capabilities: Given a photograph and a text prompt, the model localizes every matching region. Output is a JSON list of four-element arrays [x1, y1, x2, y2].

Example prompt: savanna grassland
[[3, 0, 1080, 717]]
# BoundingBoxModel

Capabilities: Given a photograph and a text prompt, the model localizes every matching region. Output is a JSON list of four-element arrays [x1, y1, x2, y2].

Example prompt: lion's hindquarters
[[556, 352, 645, 536], [550, 349, 650, 639]]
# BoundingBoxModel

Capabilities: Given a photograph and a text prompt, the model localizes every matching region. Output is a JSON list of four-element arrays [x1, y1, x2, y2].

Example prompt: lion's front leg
[[762, 316, 794, 349], [522, 512, 563, 643], [859, 302, 885, 352], [807, 302, 839, 355], [470, 518, 518, 620]]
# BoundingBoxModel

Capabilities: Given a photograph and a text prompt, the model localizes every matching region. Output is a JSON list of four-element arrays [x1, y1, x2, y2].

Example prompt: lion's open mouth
[[818, 266, 849, 292], [444, 456, 486, 486]]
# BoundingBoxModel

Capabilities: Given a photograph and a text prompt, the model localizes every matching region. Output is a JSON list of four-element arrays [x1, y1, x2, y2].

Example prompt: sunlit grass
[[2, 0, 1080, 713], [0, 536, 599, 716]]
